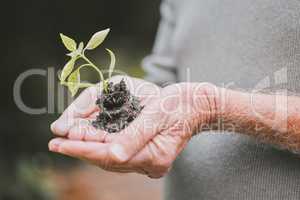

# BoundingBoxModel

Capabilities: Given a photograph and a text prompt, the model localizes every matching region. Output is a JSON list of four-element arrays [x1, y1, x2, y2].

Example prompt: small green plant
[[57, 29, 144, 133], [58, 28, 116, 96]]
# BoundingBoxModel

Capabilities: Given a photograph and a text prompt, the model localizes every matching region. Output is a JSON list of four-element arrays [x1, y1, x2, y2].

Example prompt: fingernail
[[49, 139, 63, 152], [110, 144, 129, 163]]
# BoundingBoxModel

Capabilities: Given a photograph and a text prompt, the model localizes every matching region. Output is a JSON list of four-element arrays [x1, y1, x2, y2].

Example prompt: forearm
[[216, 88, 300, 153]]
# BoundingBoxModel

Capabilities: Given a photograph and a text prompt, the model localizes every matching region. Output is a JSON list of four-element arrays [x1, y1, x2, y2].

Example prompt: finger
[[68, 123, 110, 143], [49, 138, 140, 170], [52, 117, 97, 138], [48, 138, 108, 161], [51, 118, 89, 137], [51, 86, 99, 136], [48, 137, 148, 174]]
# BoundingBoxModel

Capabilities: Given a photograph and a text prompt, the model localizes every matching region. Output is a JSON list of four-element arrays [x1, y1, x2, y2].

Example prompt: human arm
[[49, 81, 300, 178], [217, 88, 300, 153]]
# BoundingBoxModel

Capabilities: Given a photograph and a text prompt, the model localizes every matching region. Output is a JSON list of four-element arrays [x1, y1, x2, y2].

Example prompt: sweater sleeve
[[142, 0, 178, 86]]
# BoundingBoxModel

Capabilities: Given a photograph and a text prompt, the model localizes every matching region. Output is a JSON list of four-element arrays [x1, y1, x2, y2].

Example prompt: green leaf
[[60, 33, 77, 51], [85, 29, 110, 50], [67, 70, 80, 96], [60, 57, 75, 82], [106, 48, 116, 79], [78, 42, 84, 53]]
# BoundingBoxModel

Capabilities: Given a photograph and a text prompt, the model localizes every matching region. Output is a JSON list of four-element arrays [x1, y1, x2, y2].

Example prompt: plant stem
[[80, 55, 105, 82], [78, 63, 94, 71], [80, 55, 108, 92]]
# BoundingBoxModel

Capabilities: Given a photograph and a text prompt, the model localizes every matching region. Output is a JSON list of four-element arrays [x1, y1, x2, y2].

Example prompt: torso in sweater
[[148, 0, 300, 199]]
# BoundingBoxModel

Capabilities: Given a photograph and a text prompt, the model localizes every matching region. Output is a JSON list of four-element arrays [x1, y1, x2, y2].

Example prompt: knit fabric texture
[[143, 0, 300, 199]]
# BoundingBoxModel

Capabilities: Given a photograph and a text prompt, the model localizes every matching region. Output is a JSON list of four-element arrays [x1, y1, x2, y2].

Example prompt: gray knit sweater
[[143, 0, 300, 199]]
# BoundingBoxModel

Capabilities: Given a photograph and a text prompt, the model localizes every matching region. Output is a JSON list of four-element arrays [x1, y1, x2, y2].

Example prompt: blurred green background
[[1, 0, 162, 199]]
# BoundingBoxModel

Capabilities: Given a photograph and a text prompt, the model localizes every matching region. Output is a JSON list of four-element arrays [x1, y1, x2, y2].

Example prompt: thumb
[[109, 104, 163, 163]]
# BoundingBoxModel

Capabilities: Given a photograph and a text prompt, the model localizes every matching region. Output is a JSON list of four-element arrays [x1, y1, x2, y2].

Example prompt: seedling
[[58, 29, 143, 133], [59, 28, 115, 96]]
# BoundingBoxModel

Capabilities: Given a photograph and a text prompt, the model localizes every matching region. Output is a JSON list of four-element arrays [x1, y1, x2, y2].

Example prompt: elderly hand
[[49, 76, 218, 178]]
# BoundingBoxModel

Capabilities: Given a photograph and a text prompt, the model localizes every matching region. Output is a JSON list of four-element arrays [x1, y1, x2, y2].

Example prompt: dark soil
[[92, 79, 144, 133]]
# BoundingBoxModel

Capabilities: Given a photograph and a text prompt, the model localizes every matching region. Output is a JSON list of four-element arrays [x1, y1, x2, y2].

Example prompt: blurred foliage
[[2, 160, 57, 200], [1, 0, 160, 198]]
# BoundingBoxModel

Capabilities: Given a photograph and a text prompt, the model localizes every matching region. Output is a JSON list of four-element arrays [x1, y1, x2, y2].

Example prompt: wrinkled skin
[[49, 76, 216, 178]]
